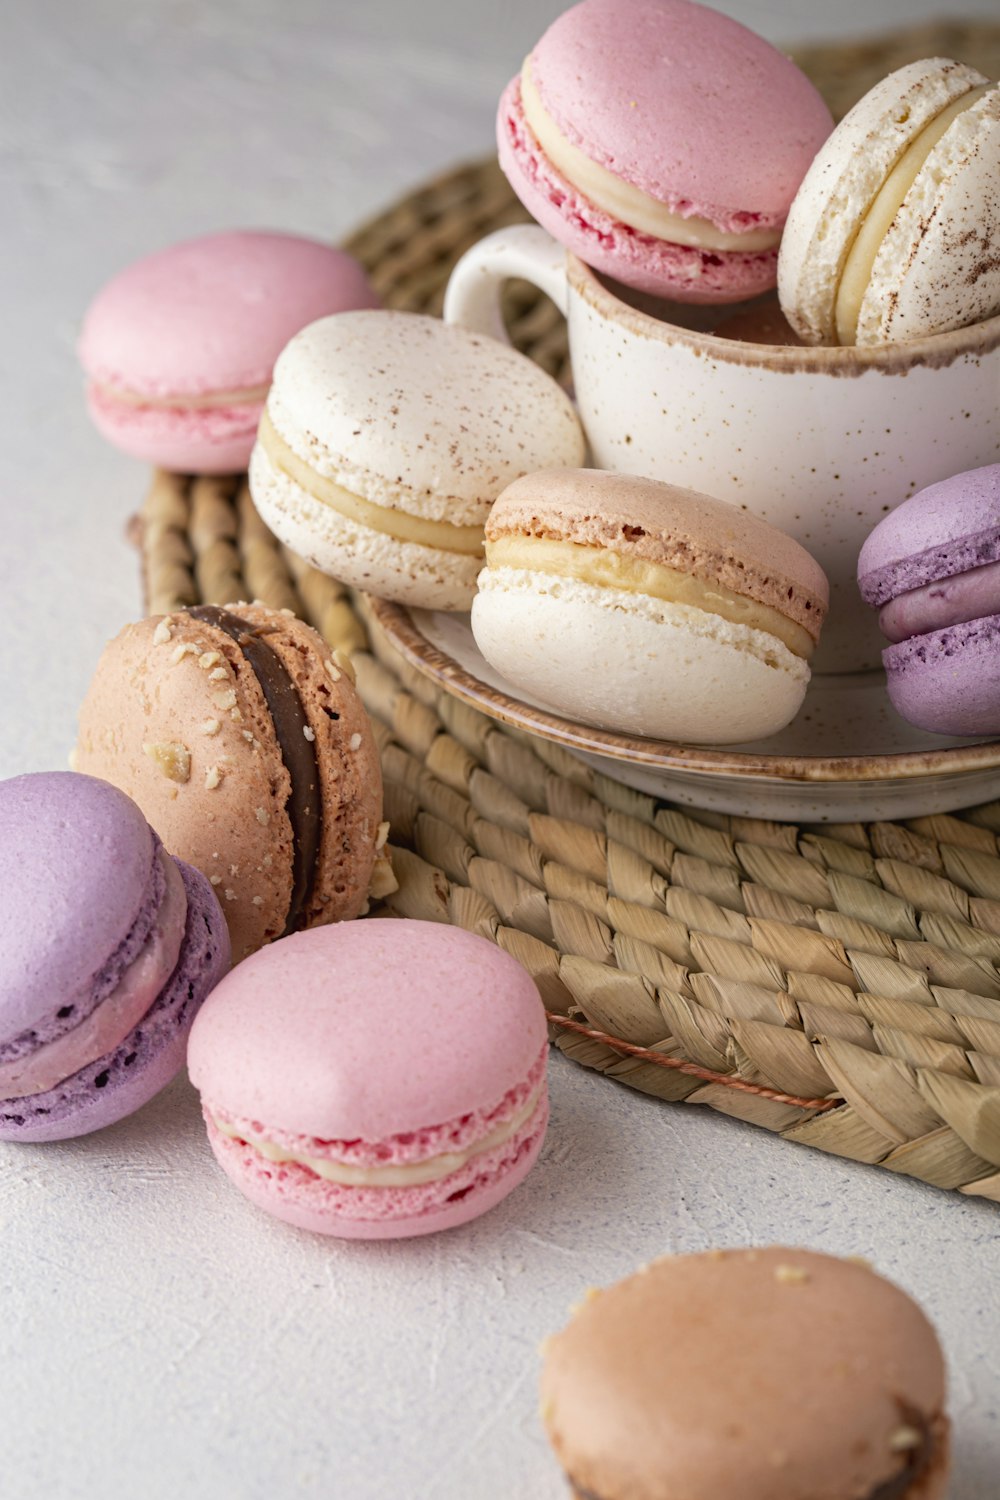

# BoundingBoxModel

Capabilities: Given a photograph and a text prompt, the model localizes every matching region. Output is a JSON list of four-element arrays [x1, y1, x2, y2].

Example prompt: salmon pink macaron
[[498, 0, 833, 303], [79, 231, 378, 474], [187, 920, 549, 1239]]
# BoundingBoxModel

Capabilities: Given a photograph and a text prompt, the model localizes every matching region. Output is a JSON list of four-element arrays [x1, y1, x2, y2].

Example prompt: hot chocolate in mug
[[444, 224, 1000, 675]]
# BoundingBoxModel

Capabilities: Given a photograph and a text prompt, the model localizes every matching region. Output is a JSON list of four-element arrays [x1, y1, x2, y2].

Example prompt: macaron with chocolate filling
[[75, 604, 385, 961], [471, 468, 828, 744], [541, 1247, 949, 1500]]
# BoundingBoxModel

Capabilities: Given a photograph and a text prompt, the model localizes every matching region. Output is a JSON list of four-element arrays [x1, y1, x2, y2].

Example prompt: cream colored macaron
[[471, 468, 828, 745], [249, 310, 584, 610], [540, 1248, 949, 1500], [778, 58, 1000, 345]]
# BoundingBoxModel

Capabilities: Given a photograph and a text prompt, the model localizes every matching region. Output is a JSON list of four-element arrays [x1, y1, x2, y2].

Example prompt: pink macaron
[[187, 920, 549, 1239], [498, 0, 833, 303], [79, 230, 379, 474]]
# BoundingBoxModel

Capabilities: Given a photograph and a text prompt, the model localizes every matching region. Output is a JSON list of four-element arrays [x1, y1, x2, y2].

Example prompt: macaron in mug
[[444, 223, 1000, 674]]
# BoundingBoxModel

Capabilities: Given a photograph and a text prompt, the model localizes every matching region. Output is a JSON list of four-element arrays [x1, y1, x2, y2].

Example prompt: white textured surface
[[2, 4, 999, 1498]]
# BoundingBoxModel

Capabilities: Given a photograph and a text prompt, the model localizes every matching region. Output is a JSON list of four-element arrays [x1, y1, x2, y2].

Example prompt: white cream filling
[[212, 1083, 544, 1188], [520, 59, 781, 253], [94, 381, 270, 412]]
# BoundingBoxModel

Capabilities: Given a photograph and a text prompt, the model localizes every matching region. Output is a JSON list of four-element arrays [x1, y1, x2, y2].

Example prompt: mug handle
[[443, 224, 568, 346]]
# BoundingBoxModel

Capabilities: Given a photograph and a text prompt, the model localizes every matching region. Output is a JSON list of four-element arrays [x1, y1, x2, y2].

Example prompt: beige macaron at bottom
[[471, 569, 809, 745], [248, 442, 482, 612]]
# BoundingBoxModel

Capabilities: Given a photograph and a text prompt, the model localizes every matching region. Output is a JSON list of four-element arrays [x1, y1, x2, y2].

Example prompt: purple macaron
[[0, 772, 230, 1142], [858, 464, 1000, 736]]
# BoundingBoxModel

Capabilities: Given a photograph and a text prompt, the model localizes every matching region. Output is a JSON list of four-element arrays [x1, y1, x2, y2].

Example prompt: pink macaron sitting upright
[[187, 920, 549, 1239], [858, 463, 1000, 737], [498, 0, 833, 303], [79, 230, 378, 474]]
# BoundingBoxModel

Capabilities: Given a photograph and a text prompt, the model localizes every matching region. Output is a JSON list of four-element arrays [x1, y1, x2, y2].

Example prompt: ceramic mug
[[444, 224, 1000, 674]]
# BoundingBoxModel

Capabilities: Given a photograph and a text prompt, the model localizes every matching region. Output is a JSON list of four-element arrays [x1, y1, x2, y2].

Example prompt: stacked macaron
[[498, 0, 833, 302], [0, 772, 230, 1142], [472, 468, 828, 744], [80, 230, 378, 473], [75, 603, 385, 960], [248, 309, 585, 610], [858, 463, 1000, 735]]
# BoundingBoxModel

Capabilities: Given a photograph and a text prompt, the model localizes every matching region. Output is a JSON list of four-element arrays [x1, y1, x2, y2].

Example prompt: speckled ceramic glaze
[[444, 224, 1000, 673]]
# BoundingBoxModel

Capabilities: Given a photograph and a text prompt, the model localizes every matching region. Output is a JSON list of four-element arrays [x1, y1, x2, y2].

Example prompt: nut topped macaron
[[471, 468, 828, 744], [498, 0, 833, 302], [779, 59, 1000, 345], [75, 604, 385, 961], [249, 309, 585, 611], [541, 1247, 949, 1500]]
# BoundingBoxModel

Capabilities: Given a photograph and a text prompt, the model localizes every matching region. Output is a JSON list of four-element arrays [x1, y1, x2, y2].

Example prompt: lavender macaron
[[858, 463, 1000, 736], [0, 772, 231, 1142]]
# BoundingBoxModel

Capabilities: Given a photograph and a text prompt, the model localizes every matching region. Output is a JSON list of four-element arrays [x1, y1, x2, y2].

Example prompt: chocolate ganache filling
[[188, 605, 322, 936]]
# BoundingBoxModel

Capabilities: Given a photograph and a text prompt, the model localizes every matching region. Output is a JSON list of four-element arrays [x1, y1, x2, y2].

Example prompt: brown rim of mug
[[369, 596, 1000, 786], [566, 255, 1000, 376]]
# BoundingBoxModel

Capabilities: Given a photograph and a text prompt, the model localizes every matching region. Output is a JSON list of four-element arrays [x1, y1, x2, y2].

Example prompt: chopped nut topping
[[325, 659, 341, 682], [213, 689, 237, 711], [142, 741, 191, 783], [262, 853, 273, 867], [333, 649, 356, 685], [209, 875, 222, 886], [303, 725, 315, 742], [775, 1264, 809, 1285], [242, 730, 255, 743], [229, 865, 239, 876], [152, 618, 173, 645], [204, 765, 224, 790], [171, 642, 199, 665], [229, 706, 243, 722], [349, 733, 362, 751], [200, 718, 221, 736], [279, 608, 295, 617], [208, 667, 228, 681], [199, 651, 221, 669], [252, 896, 264, 906], [375, 820, 390, 851], [224, 888, 236, 901], [890, 1427, 923, 1453], [255, 807, 269, 825]]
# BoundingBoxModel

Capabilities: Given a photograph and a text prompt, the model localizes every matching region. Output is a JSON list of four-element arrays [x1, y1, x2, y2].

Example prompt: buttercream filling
[[879, 558, 1000, 643], [188, 605, 322, 937], [0, 850, 187, 1099], [519, 61, 781, 253], [211, 1083, 544, 1188], [258, 411, 486, 557], [93, 380, 269, 412], [484, 535, 814, 659], [834, 84, 990, 345]]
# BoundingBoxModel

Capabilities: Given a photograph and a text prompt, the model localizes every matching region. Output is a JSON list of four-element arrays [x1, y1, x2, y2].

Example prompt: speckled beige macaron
[[540, 1247, 949, 1500], [779, 58, 1000, 345], [471, 468, 828, 744], [75, 604, 386, 961], [248, 310, 585, 611]]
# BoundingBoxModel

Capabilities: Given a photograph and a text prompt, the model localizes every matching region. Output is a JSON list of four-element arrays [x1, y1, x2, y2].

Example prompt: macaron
[[858, 462, 1000, 736], [471, 468, 829, 744], [248, 309, 585, 611], [0, 772, 230, 1143], [540, 1247, 950, 1500], [79, 230, 379, 473], [779, 59, 1000, 345], [187, 919, 549, 1238], [497, 0, 833, 303], [74, 604, 385, 961]]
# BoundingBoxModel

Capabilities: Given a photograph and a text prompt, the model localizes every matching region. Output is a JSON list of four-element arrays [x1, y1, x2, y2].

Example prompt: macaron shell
[[264, 310, 585, 523], [187, 922, 547, 1138], [541, 1247, 948, 1500], [526, 0, 832, 225], [778, 59, 987, 344], [79, 231, 379, 400], [0, 860, 230, 1144], [859, 85, 1000, 344], [203, 1092, 548, 1240], [248, 442, 483, 611], [86, 385, 261, 475], [497, 81, 779, 304], [0, 773, 153, 1044], [885, 614, 1000, 736], [857, 463, 1000, 605], [471, 572, 808, 744]]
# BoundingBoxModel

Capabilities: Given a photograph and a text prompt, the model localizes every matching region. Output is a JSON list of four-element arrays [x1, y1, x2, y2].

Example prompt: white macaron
[[778, 58, 1000, 346], [249, 310, 585, 611]]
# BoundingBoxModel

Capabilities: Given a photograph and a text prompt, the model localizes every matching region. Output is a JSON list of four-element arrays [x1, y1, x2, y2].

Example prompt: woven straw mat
[[136, 19, 1000, 1201]]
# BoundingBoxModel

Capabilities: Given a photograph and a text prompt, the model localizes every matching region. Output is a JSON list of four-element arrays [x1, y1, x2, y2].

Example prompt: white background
[[2, 4, 998, 1497]]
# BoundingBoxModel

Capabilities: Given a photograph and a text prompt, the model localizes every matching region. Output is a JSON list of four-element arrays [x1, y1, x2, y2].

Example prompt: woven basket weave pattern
[[137, 20, 1000, 1199]]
